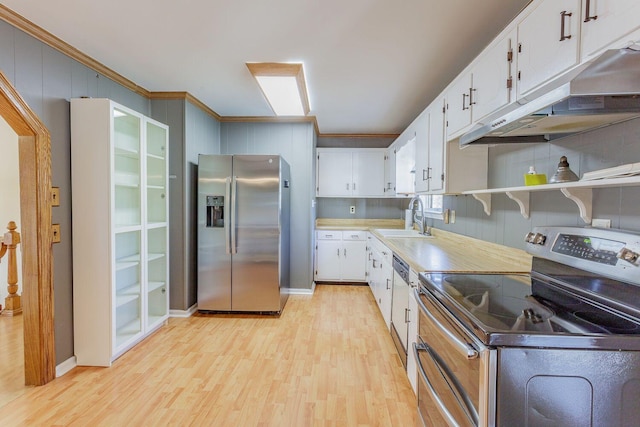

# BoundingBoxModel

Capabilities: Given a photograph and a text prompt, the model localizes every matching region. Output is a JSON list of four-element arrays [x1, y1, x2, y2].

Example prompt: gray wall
[[221, 122, 316, 290], [150, 99, 220, 311], [0, 20, 150, 364], [431, 118, 640, 250], [317, 135, 394, 148], [317, 197, 408, 219]]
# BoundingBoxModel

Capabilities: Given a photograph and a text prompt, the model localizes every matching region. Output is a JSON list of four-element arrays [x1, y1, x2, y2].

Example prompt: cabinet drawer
[[316, 230, 341, 240], [342, 230, 367, 241]]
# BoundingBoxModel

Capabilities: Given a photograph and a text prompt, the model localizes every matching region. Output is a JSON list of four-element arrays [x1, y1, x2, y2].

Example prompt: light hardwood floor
[[0, 285, 418, 426], [0, 314, 29, 407]]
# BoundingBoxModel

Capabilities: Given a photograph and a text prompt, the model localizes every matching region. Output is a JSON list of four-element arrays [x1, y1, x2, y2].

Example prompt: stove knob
[[525, 232, 536, 243], [617, 248, 639, 264], [534, 233, 546, 245]]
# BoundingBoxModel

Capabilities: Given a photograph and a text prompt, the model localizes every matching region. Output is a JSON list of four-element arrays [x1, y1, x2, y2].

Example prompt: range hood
[[460, 47, 640, 147]]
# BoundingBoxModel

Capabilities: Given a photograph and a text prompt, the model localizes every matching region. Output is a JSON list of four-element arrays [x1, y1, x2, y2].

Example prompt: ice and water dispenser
[[206, 195, 225, 227]]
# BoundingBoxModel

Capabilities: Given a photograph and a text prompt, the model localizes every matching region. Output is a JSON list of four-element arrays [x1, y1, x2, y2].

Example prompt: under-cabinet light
[[246, 63, 310, 116]]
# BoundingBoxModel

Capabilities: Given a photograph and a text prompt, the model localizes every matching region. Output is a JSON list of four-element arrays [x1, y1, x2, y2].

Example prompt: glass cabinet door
[[147, 226, 167, 327], [114, 230, 142, 348], [146, 121, 167, 225], [113, 108, 142, 228]]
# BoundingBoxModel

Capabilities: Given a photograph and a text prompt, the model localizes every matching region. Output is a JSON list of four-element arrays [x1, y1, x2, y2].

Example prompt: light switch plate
[[51, 187, 60, 207], [592, 218, 611, 228], [52, 224, 61, 243]]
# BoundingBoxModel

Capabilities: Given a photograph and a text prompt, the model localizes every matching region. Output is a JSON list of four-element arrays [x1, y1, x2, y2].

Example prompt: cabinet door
[[353, 151, 385, 197], [145, 120, 169, 329], [395, 136, 416, 195], [317, 151, 352, 196], [580, 0, 640, 59], [517, 0, 581, 98], [341, 240, 367, 281], [407, 284, 419, 395], [471, 28, 516, 122], [428, 102, 445, 193], [315, 239, 341, 281], [384, 147, 396, 196], [414, 111, 430, 194], [446, 72, 473, 138], [379, 261, 393, 330]]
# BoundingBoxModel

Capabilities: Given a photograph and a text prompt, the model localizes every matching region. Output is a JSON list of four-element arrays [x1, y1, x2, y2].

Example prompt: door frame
[[0, 70, 55, 385]]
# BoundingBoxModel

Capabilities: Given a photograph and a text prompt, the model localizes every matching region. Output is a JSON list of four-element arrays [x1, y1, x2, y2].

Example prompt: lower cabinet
[[315, 230, 367, 282], [407, 269, 420, 396], [368, 235, 393, 330]]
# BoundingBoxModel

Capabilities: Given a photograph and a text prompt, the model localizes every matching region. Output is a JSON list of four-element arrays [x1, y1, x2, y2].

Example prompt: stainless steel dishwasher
[[391, 254, 410, 368]]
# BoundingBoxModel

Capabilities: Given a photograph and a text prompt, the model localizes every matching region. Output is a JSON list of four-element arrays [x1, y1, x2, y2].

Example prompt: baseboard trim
[[169, 304, 198, 318], [287, 283, 315, 295], [56, 356, 77, 377]]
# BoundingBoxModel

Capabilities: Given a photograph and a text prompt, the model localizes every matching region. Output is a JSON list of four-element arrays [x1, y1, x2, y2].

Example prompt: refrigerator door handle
[[225, 176, 232, 254], [231, 175, 238, 254]]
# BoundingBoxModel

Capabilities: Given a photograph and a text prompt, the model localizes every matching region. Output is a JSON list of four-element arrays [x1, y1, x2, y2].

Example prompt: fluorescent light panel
[[247, 63, 310, 116]]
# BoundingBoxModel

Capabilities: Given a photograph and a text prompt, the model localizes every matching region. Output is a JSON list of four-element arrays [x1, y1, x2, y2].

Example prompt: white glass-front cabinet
[[71, 98, 169, 366]]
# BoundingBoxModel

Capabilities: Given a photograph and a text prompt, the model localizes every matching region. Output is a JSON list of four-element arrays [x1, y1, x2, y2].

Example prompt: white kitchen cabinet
[[71, 98, 169, 366], [316, 151, 352, 197], [411, 110, 430, 194], [580, 0, 640, 59], [395, 134, 416, 195], [315, 230, 367, 282], [446, 29, 516, 139], [427, 100, 445, 193], [516, 0, 581, 99], [369, 236, 393, 330], [316, 148, 385, 197], [407, 269, 420, 396], [384, 146, 396, 196]]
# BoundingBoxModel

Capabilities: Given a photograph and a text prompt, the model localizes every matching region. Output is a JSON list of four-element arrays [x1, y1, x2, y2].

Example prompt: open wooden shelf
[[463, 176, 640, 223]]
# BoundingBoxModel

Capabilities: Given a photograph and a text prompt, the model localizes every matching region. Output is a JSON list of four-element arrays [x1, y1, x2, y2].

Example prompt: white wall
[[0, 115, 21, 304]]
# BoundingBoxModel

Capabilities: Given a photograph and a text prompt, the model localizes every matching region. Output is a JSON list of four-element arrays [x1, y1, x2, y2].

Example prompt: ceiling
[[2, 0, 531, 135]]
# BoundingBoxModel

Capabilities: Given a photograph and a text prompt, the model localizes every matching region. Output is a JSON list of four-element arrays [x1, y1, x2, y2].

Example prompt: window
[[419, 194, 444, 220]]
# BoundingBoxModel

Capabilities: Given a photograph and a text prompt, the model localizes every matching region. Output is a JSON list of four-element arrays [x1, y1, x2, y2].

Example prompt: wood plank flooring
[[0, 314, 29, 407], [0, 285, 418, 426]]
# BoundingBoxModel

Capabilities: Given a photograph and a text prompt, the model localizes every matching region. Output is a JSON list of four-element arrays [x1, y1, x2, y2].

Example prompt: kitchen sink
[[373, 228, 433, 238]]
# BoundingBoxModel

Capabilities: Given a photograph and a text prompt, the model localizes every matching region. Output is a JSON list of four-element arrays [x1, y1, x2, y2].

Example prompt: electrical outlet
[[349, 206, 356, 214], [592, 218, 611, 228], [451, 210, 456, 224]]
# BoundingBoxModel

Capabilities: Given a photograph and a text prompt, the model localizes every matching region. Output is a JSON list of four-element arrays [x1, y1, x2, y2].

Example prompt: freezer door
[[197, 155, 233, 310], [232, 155, 282, 311]]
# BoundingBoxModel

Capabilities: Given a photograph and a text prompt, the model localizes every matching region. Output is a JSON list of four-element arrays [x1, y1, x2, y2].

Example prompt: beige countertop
[[315, 218, 532, 274]]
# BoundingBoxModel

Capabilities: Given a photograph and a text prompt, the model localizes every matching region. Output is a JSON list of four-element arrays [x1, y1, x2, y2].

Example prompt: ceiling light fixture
[[246, 63, 310, 116]]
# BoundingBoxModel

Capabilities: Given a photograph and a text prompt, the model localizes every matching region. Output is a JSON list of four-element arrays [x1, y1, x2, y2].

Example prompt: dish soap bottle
[[524, 166, 547, 186]]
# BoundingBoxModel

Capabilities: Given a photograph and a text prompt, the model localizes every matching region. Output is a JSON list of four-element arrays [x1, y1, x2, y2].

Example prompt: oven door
[[414, 287, 495, 427]]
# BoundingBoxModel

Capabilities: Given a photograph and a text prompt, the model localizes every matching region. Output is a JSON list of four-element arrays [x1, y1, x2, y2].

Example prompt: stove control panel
[[526, 226, 640, 290], [551, 234, 624, 266]]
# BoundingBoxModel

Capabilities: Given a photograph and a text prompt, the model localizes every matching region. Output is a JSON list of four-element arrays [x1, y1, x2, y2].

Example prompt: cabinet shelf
[[116, 293, 140, 308], [148, 253, 165, 262], [114, 146, 140, 158], [148, 281, 166, 292], [463, 176, 640, 223], [147, 153, 165, 160]]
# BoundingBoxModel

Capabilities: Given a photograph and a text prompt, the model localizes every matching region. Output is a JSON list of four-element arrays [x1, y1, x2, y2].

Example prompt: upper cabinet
[[516, 0, 581, 98], [316, 148, 385, 197], [446, 28, 517, 139], [580, 0, 640, 59], [384, 146, 396, 196]]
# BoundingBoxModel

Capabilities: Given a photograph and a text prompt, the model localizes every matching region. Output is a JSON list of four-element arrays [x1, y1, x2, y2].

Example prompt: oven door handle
[[413, 342, 478, 427], [415, 288, 479, 360]]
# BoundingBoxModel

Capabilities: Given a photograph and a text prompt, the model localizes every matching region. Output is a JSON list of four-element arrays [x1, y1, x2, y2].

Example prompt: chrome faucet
[[407, 195, 427, 235]]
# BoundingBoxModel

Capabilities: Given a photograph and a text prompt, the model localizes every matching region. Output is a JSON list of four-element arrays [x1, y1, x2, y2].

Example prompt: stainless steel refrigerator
[[197, 155, 290, 313]]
